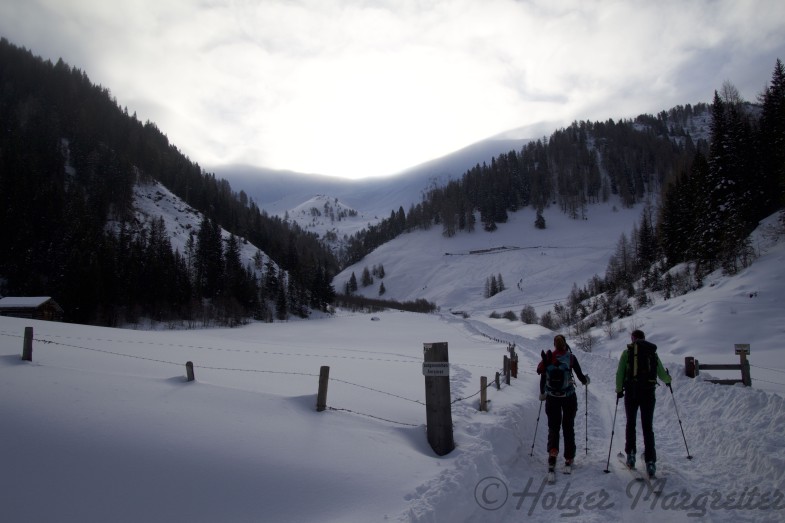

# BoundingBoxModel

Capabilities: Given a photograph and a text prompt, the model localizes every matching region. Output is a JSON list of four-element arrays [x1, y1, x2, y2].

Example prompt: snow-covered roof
[[0, 297, 56, 308]]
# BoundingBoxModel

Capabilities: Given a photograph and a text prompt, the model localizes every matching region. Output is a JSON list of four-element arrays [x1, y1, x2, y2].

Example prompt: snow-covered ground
[[2, 205, 784, 522]]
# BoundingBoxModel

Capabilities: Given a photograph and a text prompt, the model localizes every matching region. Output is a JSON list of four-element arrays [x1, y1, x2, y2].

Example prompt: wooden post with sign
[[423, 342, 454, 456], [736, 344, 752, 387]]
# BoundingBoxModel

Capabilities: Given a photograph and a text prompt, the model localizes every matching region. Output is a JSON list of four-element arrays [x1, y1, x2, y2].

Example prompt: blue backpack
[[545, 351, 574, 395]]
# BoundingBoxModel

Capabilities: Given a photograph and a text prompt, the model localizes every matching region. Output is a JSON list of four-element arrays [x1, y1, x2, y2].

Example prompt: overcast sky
[[2, 1, 784, 179]]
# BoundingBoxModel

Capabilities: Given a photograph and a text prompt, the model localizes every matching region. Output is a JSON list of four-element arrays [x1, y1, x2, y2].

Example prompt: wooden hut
[[0, 297, 64, 322]]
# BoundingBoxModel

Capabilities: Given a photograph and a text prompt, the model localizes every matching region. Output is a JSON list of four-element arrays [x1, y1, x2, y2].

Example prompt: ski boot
[[646, 462, 656, 478], [547, 449, 558, 483]]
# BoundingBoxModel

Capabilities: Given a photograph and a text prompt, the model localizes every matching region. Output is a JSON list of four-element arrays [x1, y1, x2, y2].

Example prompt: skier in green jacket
[[615, 329, 671, 478]]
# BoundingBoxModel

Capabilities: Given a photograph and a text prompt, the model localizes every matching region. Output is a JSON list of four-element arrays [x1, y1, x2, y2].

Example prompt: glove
[[584, 375, 590, 386], [616, 391, 624, 399], [539, 393, 547, 401]]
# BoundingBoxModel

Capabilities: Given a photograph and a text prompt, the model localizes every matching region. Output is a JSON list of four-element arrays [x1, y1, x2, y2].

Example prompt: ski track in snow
[[400, 315, 785, 523]]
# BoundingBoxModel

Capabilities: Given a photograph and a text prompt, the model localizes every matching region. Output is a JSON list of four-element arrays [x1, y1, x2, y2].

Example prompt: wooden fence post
[[684, 356, 696, 378], [316, 365, 330, 412], [186, 361, 195, 382], [508, 344, 518, 378], [736, 344, 752, 387], [740, 352, 752, 387], [423, 342, 454, 456], [495, 372, 501, 390], [480, 376, 488, 412], [22, 327, 33, 361]]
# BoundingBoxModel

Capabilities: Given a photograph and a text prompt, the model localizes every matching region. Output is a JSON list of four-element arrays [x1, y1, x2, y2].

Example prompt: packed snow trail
[[402, 314, 785, 522]]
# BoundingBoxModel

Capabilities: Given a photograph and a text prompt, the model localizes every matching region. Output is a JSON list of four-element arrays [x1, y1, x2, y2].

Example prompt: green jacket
[[615, 340, 671, 393]]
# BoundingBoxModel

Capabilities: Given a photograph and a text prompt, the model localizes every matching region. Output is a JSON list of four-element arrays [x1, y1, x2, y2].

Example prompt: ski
[[617, 452, 644, 480], [639, 471, 663, 495], [640, 468, 663, 495], [617, 453, 663, 495]]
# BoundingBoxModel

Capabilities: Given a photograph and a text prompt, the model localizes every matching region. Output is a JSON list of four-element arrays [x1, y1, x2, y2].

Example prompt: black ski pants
[[624, 385, 657, 463], [545, 393, 578, 460]]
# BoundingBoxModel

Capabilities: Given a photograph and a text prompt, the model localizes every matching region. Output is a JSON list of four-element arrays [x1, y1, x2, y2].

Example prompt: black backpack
[[626, 340, 658, 385]]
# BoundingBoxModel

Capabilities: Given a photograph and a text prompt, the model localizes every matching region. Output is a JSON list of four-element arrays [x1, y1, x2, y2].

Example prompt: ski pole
[[530, 398, 544, 457], [603, 395, 620, 473], [666, 369, 693, 459], [584, 379, 589, 455]]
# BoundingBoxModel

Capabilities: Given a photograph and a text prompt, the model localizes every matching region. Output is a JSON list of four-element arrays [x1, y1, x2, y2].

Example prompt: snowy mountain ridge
[[286, 194, 375, 256]]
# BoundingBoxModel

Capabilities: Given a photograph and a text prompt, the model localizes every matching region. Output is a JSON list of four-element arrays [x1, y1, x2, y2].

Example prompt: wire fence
[[0, 327, 525, 427], [10, 325, 780, 433]]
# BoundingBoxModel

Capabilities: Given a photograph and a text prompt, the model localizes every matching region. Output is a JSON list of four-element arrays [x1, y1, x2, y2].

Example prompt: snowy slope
[[132, 179, 274, 278], [334, 203, 645, 317], [2, 199, 784, 522], [286, 194, 378, 256]]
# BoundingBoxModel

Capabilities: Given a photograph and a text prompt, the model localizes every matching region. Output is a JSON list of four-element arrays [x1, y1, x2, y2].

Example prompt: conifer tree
[[636, 206, 657, 270], [535, 209, 546, 229], [195, 216, 224, 298], [691, 92, 729, 270], [759, 58, 785, 211], [361, 266, 374, 287], [276, 274, 288, 320]]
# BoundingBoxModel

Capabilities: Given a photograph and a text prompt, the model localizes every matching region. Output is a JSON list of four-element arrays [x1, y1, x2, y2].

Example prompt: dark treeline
[[344, 60, 781, 273], [340, 61, 783, 338], [0, 38, 337, 325], [550, 62, 785, 336], [659, 69, 785, 273], [341, 104, 707, 266], [333, 294, 437, 314]]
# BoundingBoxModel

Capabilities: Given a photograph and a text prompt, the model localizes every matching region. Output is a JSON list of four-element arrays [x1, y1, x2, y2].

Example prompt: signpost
[[423, 342, 454, 456], [735, 344, 751, 386]]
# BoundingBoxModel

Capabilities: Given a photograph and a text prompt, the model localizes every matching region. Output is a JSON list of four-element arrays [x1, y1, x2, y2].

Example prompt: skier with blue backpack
[[537, 334, 589, 479]]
